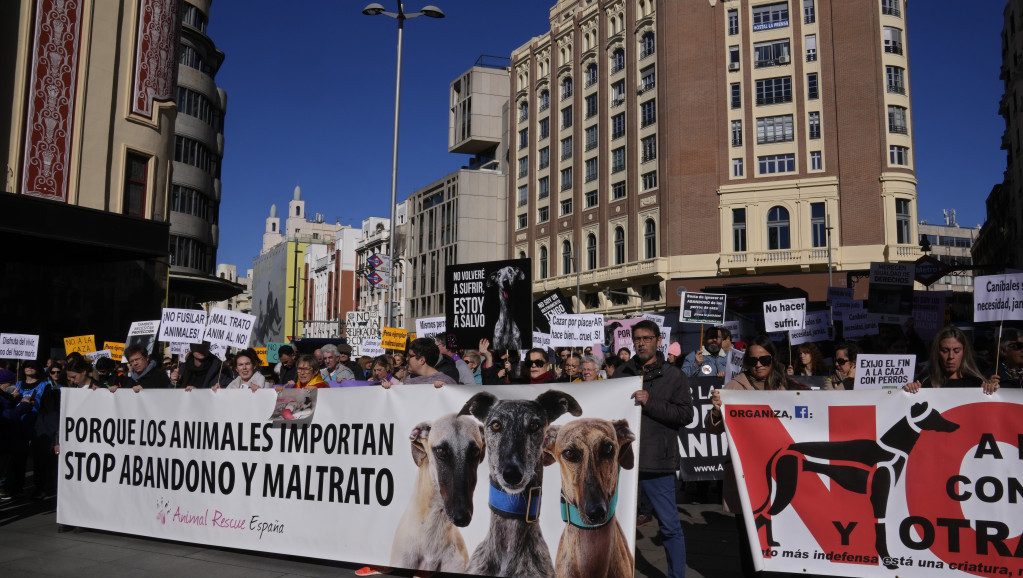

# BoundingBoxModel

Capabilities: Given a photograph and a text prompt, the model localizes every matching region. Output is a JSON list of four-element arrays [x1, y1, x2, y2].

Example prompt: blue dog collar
[[560, 470, 620, 530], [489, 482, 542, 523]]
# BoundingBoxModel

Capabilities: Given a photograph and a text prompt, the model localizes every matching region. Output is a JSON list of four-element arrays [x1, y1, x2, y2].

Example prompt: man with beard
[[681, 326, 728, 378], [180, 342, 231, 390], [620, 320, 693, 578]]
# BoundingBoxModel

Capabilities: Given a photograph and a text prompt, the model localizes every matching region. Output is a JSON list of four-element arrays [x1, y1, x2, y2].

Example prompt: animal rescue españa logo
[[727, 400, 1023, 577], [155, 497, 285, 540]]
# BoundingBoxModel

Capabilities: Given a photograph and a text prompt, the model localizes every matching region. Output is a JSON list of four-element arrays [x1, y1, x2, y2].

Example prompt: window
[[518, 156, 529, 178], [890, 145, 910, 166], [805, 34, 817, 62], [640, 99, 656, 127], [807, 73, 819, 99], [883, 26, 903, 54], [808, 111, 821, 139], [895, 198, 911, 244], [539, 246, 548, 278], [756, 76, 792, 105], [539, 118, 551, 141], [610, 146, 626, 173], [562, 76, 573, 100], [641, 170, 658, 190], [561, 199, 573, 216], [169, 235, 214, 273], [585, 125, 599, 150], [732, 208, 747, 251], [752, 2, 790, 31], [612, 181, 627, 200], [639, 65, 655, 93], [888, 105, 908, 134], [640, 33, 655, 59], [614, 227, 626, 264], [810, 150, 822, 170], [539, 90, 550, 111], [183, 4, 208, 32], [538, 147, 550, 170], [611, 48, 625, 73], [731, 120, 743, 146], [561, 167, 573, 190], [731, 83, 741, 108], [124, 153, 148, 218], [728, 9, 739, 35], [585, 63, 598, 87], [517, 185, 528, 206], [611, 113, 626, 139], [519, 101, 529, 122], [641, 134, 657, 162], [517, 214, 527, 229], [753, 39, 790, 68], [178, 45, 212, 76], [562, 241, 573, 274], [539, 176, 550, 198], [585, 158, 599, 182], [882, 0, 901, 17], [644, 219, 656, 258], [176, 87, 221, 131], [585, 94, 598, 118], [767, 206, 791, 250], [519, 128, 528, 149], [758, 153, 796, 174], [886, 66, 905, 94], [174, 136, 218, 177], [729, 45, 740, 68], [756, 114, 794, 143], [562, 106, 573, 129], [538, 206, 550, 223], [804, 0, 815, 24], [732, 158, 744, 177], [811, 202, 826, 247], [611, 80, 626, 107], [587, 234, 597, 269], [585, 190, 598, 208], [561, 136, 573, 160]]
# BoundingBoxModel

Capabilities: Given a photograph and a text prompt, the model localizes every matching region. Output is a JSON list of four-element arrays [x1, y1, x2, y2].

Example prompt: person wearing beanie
[[667, 342, 683, 368], [180, 342, 231, 391]]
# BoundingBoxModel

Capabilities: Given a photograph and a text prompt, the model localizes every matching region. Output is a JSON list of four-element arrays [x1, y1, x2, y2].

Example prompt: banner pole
[[788, 331, 793, 371], [994, 321, 1004, 372]]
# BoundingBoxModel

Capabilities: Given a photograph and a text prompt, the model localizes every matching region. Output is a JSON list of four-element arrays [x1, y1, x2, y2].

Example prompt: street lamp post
[[363, 2, 444, 329]]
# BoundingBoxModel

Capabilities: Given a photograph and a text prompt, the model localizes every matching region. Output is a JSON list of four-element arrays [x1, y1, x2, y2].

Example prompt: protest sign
[[414, 317, 446, 340], [125, 320, 160, 360], [867, 262, 914, 315], [720, 389, 1023, 577], [0, 333, 39, 360], [380, 327, 408, 351], [252, 347, 268, 367], [789, 310, 833, 346], [104, 342, 125, 361], [723, 347, 745, 385], [843, 308, 880, 339], [361, 338, 384, 358], [678, 377, 727, 482], [911, 292, 945, 342], [345, 312, 381, 356], [84, 350, 112, 362], [605, 318, 642, 356], [533, 290, 573, 334], [203, 308, 256, 350], [854, 354, 915, 390], [532, 331, 551, 352], [973, 273, 1023, 323], [58, 380, 643, 574], [826, 287, 854, 306], [64, 334, 96, 356], [265, 342, 288, 364], [209, 342, 228, 361], [763, 299, 805, 332], [159, 309, 207, 344], [444, 259, 532, 350], [721, 320, 742, 343], [679, 292, 727, 325], [641, 312, 666, 327], [550, 314, 605, 348], [169, 342, 189, 356], [833, 299, 864, 322]]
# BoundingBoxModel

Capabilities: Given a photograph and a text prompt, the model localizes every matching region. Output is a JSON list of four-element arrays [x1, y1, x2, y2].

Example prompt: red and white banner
[[721, 389, 1023, 577]]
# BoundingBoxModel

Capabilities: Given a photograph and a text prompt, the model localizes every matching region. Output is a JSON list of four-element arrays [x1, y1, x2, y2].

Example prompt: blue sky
[[211, 0, 1005, 271]]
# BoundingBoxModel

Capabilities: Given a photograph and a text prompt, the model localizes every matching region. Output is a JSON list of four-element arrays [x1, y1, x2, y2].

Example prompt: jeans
[[639, 472, 686, 578]]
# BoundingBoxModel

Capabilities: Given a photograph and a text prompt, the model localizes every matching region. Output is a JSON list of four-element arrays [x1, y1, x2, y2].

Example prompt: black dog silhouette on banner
[[753, 402, 959, 569]]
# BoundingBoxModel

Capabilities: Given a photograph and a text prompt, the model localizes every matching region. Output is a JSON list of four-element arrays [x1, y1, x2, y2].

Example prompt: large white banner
[[59, 380, 643, 575], [720, 389, 1023, 577], [974, 273, 1023, 323]]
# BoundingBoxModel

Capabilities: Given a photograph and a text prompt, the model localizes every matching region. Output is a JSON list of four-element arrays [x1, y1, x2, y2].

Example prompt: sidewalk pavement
[[0, 486, 744, 578]]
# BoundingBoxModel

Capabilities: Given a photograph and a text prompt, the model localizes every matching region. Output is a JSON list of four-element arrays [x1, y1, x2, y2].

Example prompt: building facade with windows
[[919, 210, 979, 293], [510, 0, 920, 312], [212, 264, 252, 313], [354, 207, 408, 331], [301, 227, 359, 339]]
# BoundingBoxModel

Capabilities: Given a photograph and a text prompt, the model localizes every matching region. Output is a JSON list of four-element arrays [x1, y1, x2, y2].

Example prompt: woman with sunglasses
[[824, 342, 858, 390], [905, 325, 998, 394], [523, 347, 556, 383]]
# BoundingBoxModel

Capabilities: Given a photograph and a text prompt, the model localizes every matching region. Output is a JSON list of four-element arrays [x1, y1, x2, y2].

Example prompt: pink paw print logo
[[156, 498, 170, 525]]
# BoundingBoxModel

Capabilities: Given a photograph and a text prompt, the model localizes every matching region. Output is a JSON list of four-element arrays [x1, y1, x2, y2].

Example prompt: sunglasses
[[529, 359, 546, 368], [1007, 342, 1023, 351], [743, 355, 773, 368], [49, 370, 61, 375], [835, 358, 850, 365]]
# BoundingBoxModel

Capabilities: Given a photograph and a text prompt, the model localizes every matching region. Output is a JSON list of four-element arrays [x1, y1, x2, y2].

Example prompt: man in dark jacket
[[123, 344, 171, 390], [996, 328, 1023, 388], [620, 319, 693, 578], [180, 342, 232, 390]]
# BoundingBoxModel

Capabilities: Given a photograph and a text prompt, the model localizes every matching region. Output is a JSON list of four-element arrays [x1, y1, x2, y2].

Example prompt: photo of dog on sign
[[444, 258, 532, 352]]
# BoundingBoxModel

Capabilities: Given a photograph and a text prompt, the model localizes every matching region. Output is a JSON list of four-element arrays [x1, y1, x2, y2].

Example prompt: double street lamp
[[362, 2, 445, 328]]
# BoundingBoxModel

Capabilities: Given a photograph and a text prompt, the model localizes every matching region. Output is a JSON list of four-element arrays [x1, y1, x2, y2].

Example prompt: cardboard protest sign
[[854, 354, 915, 390], [361, 338, 385, 358], [64, 335, 96, 356], [723, 347, 745, 385], [414, 317, 446, 340], [84, 350, 112, 362], [159, 309, 207, 344], [678, 377, 728, 482], [911, 292, 945, 342], [679, 292, 727, 325], [833, 299, 864, 322], [789, 310, 833, 346], [252, 347, 268, 366], [444, 259, 532, 350], [721, 320, 742, 343], [532, 332, 551, 352], [763, 299, 806, 332], [265, 342, 288, 364], [124, 320, 160, 360], [0, 333, 39, 360], [843, 308, 880, 339], [209, 342, 228, 361], [550, 314, 605, 348], [867, 262, 914, 315], [381, 327, 408, 351], [605, 318, 643, 356], [345, 312, 381, 356], [642, 313, 666, 327], [973, 273, 1023, 322], [826, 286, 854, 306], [103, 342, 125, 361], [203, 308, 256, 350], [533, 289, 573, 334]]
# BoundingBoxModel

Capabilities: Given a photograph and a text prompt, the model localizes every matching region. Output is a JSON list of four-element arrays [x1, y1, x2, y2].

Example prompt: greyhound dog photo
[[752, 401, 959, 569], [459, 390, 583, 578], [544, 418, 636, 578], [390, 413, 486, 574], [486, 265, 525, 350]]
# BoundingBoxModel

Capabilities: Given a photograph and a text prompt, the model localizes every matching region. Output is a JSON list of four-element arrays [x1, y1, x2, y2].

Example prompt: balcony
[[889, 124, 908, 135], [721, 248, 836, 270], [886, 84, 906, 95], [755, 95, 793, 106], [884, 43, 903, 55], [806, 50, 817, 62]]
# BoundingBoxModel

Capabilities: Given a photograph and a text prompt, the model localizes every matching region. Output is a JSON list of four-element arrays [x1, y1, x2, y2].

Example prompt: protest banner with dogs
[[719, 388, 1023, 577], [58, 380, 642, 576]]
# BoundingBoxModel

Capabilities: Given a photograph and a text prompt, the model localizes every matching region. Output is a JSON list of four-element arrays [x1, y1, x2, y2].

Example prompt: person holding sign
[[180, 342, 231, 391], [681, 327, 728, 377], [121, 344, 169, 391], [904, 326, 998, 394], [223, 349, 268, 392], [824, 342, 859, 390]]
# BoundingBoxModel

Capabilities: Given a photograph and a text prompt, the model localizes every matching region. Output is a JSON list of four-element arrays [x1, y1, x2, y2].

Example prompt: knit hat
[[337, 343, 353, 355], [667, 342, 682, 357], [0, 368, 15, 385], [190, 341, 211, 356]]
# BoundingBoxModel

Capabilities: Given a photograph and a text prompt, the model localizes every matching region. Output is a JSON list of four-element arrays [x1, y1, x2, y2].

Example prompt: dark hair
[[716, 326, 732, 340], [66, 357, 93, 375], [95, 357, 116, 373], [604, 355, 624, 369], [295, 354, 319, 372], [793, 342, 828, 375], [632, 319, 660, 338], [833, 342, 859, 363], [24, 360, 42, 372], [235, 348, 261, 367], [372, 355, 392, 372], [744, 334, 791, 391], [278, 345, 295, 357], [124, 344, 149, 361], [526, 347, 549, 364], [408, 337, 440, 367]]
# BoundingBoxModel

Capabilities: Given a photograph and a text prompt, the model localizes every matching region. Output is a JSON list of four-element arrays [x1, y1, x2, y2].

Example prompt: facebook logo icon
[[795, 406, 809, 419]]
